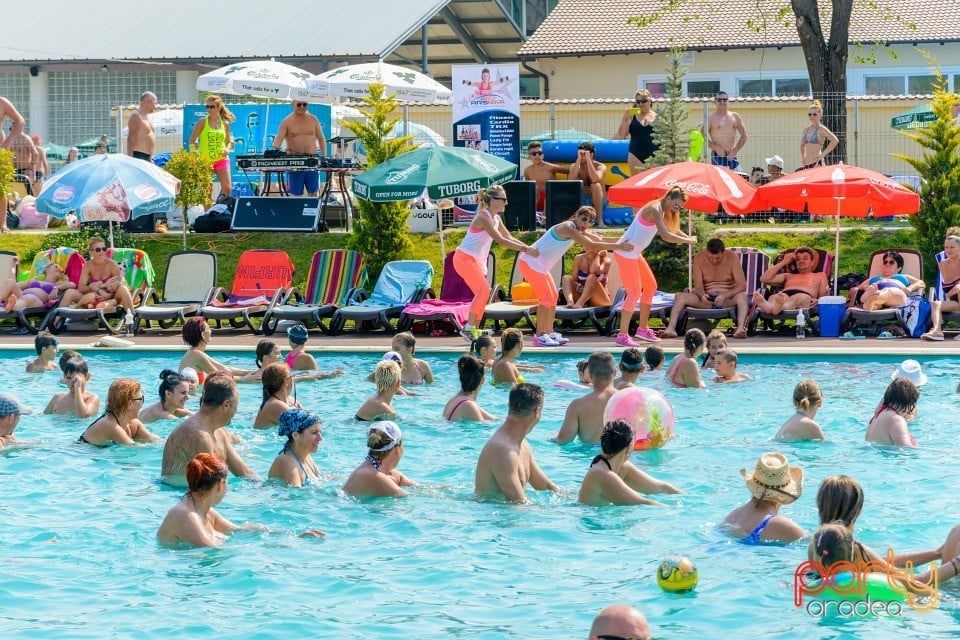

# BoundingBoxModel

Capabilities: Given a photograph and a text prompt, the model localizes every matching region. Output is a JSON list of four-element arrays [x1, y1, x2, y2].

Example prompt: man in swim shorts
[[752, 246, 829, 315], [474, 383, 558, 502], [661, 238, 750, 339], [522, 141, 565, 213], [161, 373, 261, 486], [272, 100, 326, 197], [707, 91, 748, 170], [127, 91, 157, 162]]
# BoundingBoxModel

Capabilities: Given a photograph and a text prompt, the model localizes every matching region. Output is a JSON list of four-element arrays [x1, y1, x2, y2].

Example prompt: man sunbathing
[[752, 246, 828, 315]]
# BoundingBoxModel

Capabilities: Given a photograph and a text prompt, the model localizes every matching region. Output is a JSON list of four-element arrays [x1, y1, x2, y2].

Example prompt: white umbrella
[[197, 59, 321, 101], [306, 62, 452, 103], [121, 108, 183, 139]]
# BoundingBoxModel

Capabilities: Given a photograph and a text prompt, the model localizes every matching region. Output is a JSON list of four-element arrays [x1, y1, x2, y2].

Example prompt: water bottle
[[795, 308, 806, 340], [124, 310, 135, 337]]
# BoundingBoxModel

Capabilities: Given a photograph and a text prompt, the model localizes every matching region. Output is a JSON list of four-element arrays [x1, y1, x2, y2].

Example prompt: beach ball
[[657, 556, 698, 593], [603, 386, 674, 450]]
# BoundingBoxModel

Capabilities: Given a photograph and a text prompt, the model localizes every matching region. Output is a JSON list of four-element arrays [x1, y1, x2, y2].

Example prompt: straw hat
[[741, 452, 803, 504], [892, 359, 927, 386]]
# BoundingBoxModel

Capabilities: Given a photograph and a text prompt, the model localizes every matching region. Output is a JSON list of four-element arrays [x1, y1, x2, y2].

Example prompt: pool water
[[2, 348, 960, 638]]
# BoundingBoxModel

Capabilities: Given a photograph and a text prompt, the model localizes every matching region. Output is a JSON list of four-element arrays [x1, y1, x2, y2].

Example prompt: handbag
[[895, 294, 931, 338]]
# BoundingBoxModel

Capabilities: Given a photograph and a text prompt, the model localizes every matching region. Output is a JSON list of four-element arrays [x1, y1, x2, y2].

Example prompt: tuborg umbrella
[[306, 62, 453, 103], [757, 163, 920, 294]]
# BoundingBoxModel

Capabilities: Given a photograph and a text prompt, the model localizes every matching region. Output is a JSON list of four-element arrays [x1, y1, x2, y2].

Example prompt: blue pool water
[[2, 348, 960, 638]]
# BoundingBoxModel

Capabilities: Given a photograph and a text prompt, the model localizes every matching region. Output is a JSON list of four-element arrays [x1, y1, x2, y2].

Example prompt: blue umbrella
[[36, 153, 180, 224]]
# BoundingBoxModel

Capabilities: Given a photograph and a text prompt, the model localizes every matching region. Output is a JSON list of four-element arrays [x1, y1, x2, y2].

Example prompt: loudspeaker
[[231, 197, 321, 231], [502, 181, 536, 231], [545, 180, 584, 227]]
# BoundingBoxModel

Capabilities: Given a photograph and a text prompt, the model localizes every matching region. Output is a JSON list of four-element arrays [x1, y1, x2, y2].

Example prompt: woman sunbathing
[[850, 251, 924, 311], [1, 263, 74, 312]]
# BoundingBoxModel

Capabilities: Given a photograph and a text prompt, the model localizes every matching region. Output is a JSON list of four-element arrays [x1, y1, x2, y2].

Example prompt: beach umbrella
[[306, 62, 453, 103], [197, 59, 320, 101], [757, 163, 920, 294], [122, 108, 183, 139], [891, 104, 936, 130], [36, 153, 180, 247]]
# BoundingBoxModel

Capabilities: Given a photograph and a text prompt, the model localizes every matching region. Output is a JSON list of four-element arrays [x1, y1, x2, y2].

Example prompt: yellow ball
[[657, 556, 698, 593]]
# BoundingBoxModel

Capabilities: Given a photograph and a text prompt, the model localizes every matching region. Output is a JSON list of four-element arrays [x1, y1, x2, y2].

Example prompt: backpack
[[896, 295, 931, 338]]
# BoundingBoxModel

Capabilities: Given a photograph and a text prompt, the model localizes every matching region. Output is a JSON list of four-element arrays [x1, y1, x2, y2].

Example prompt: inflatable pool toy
[[603, 386, 675, 450], [657, 556, 698, 592], [810, 571, 906, 604]]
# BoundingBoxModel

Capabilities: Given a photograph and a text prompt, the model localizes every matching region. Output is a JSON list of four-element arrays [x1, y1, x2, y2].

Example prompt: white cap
[[892, 359, 927, 386], [765, 155, 784, 169]]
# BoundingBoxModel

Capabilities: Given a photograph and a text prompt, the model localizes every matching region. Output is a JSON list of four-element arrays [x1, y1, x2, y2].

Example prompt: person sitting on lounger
[[848, 251, 924, 311], [560, 245, 612, 309], [751, 246, 828, 315]]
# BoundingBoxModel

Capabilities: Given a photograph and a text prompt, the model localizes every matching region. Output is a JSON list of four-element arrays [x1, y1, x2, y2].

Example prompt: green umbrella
[[352, 146, 517, 202], [891, 104, 936, 130]]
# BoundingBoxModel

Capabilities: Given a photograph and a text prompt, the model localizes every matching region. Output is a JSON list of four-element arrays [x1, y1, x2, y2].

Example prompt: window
[[775, 78, 811, 97], [865, 74, 937, 95], [737, 77, 809, 97], [739, 78, 772, 97], [687, 80, 720, 98], [907, 75, 936, 94], [643, 80, 667, 99]]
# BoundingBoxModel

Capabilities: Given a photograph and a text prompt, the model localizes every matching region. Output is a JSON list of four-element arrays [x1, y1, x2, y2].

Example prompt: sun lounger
[[674, 247, 769, 335], [198, 249, 294, 334], [329, 260, 434, 334], [842, 249, 923, 336], [397, 251, 495, 333], [481, 253, 565, 332], [135, 250, 218, 331]]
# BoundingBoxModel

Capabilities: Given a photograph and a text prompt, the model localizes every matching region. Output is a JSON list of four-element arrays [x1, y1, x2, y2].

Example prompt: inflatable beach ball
[[603, 386, 675, 450], [657, 556, 698, 593]]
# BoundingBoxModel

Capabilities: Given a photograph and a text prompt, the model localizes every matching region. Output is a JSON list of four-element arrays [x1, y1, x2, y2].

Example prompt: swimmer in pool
[[26, 332, 59, 373], [268, 409, 322, 488], [44, 356, 100, 418], [712, 349, 751, 383], [492, 327, 543, 384], [355, 360, 401, 422], [701, 329, 727, 370], [865, 377, 920, 447], [390, 332, 434, 385], [665, 329, 707, 389], [240, 340, 340, 383], [722, 452, 805, 543], [578, 420, 675, 506], [443, 355, 496, 422], [774, 379, 825, 441], [613, 347, 644, 390], [140, 369, 194, 423], [554, 352, 620, 445], [342, 421, 416, 498], [471, 334, 498, 368], [79, 378, 160, 446], [253, 363, 303, 429], [178, 317, 252, 379], [0, 392, 32, 449]]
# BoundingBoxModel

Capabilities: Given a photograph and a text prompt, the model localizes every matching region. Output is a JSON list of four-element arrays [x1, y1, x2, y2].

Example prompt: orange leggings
[[453, 250, 491, 319], [614, 252, 657, 312], [518, 260, 558, 307]]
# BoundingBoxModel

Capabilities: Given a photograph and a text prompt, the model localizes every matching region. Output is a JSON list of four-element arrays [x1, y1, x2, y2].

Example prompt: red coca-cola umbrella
[[757, 163, 921, 293]]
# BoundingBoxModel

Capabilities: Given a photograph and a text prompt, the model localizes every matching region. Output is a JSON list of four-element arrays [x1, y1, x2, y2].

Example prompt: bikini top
[[802, 125, 821, 145]]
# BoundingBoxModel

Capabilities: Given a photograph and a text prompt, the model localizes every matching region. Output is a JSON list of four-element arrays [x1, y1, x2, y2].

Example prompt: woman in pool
[[613, 187, 697, 346], [0, 262, 73, 312], [701, 329, 727, 369], [355, 360, 401, 422], [390, 331, 434, 385], [443, 355, 496, 422], [342, 421, 416, 498], [492, 327, 543, 384], [471, 334, 497, 368], [774, 379, 825, 441], [139, 370, 193, 423], [865, 376, 920, 447], [58, 236, 135, 313], [665, 328, 706, 389], [850, 251, 925, 311], [241, 339, 341, 383], [922, 231, 960, 341], [178, 317, 251, 379], [722, 452, 805, 544], [79, 378, 160, 446], [268, 409, 322, 488], [613, 347, 644, 390], [578, 419, 676, 506], [253, 363, 302, 429]]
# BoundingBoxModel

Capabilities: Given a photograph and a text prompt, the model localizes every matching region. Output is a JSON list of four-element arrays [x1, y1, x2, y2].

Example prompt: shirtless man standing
[[566, 141, 607, 226], [272, 100, 327, 197], [474, 383, 559, 502], [522, 141, 564, 213], [9, 131, 38, 194], [707, 91, 748, 171], [161, 373, 260, 487], [662, 238, 750, 339], [0, 96, 25, 149], [127, 91, 157, 162], [752, 246, 829, 314]]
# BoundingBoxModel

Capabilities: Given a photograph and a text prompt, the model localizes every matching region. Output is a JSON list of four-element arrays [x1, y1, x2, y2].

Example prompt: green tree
[[644, 48, 691, 167], [344, 83, 417, 278], [893, 71, 960, 282]]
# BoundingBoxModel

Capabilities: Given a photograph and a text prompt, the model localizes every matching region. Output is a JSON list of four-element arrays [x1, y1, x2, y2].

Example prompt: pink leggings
[[453, 250, 491, 319], [518, 260, 558, 307], [614, 252, 657, 312]]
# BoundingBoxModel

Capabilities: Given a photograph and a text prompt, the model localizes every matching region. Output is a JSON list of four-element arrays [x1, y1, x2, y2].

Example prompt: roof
[[518, 0, 960, 57]]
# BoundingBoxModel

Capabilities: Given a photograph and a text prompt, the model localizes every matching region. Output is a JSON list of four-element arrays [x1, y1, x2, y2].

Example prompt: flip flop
[[921, 331, 945, 342], [732, 328, 747, 339], [877, 330, 897, 340], [839, 331, 865, 340]]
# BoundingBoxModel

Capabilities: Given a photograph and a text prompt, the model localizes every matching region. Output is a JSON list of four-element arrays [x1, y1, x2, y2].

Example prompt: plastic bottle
[[795, 308, 806, 340], [124, 310, 135, 337]]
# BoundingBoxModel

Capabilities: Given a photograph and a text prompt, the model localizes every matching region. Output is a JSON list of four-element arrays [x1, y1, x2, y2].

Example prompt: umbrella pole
[[109, 220, 115, 249], [833, 199, 843, 296], [687, 212, 693, 289]]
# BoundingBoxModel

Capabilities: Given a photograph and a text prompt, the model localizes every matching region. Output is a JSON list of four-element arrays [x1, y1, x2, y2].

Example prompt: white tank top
[[519, 221, 575, 273], [615, 206, 659, 259], [456, 210, 498, 264]]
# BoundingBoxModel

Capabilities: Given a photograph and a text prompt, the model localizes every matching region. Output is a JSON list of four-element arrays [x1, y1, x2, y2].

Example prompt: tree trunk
[[792, 0, 852, 164]]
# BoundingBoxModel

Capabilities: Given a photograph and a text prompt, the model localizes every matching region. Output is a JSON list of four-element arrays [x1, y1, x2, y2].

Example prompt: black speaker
[[230, 197, 320, 231], [545, 180, 583, 227], [502, 181, 536, 231]]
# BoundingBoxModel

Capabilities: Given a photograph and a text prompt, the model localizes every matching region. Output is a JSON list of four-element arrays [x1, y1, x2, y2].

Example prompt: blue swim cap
[[286, 324, 309, 344], [278, 408, 320, 438]]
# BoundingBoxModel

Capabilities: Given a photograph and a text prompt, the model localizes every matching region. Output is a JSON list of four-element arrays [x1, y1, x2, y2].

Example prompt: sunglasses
[[489, 196, 508, 202], [716, 98, 729, 102], [579, 216, 596, 225], [91, 247, 108, 253], [205, 104, 218, 110], [134, 396, 145, 403], [882, 260, 898, 266], [635, 98, 649, 104], [294, 102, 307, 107], [529, 151, 544, 156], [808, 112, 819, 116]]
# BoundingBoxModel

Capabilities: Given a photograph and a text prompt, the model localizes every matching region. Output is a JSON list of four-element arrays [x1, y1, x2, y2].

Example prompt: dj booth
[[233, 152, 358, 231]]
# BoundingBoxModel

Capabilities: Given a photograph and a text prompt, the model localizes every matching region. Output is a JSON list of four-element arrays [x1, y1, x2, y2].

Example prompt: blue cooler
[[817, 295, 846, 337]]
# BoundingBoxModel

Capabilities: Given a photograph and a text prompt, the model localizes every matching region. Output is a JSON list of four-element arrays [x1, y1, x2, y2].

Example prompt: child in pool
[[355, 360, 401, 422], [492, 328, 543, 384], [701, 329, 727, 369], [644, 345, 664, 371], [613, 348, 644, 390], [775, 379, 825, 441], [44, 356, 100, 418], [390, 332, 434, 385], [471, 334, 498, 368], [712, 349, 752, 383]]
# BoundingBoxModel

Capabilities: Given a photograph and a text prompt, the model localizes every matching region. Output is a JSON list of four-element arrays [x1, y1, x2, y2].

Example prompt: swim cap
[[179, 367, 200, 383], [278, 408, 321, 438], [287, 324, 309, 344]]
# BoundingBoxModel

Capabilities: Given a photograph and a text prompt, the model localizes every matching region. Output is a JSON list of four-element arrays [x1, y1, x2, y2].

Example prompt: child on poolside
[[644, 346, 664, 371], [712, 349, 752, 384], [613, 348, 645, 389], [701, 329, 727, 369], [775, 379, 825, 441], [355, 360, 401, 422], [492, 328, 544, 384], [26, 333, 59, 373], [43, 356, 100, 418]]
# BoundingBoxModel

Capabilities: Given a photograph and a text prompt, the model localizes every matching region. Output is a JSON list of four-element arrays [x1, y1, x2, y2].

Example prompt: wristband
[[951, 557, 960, 576]]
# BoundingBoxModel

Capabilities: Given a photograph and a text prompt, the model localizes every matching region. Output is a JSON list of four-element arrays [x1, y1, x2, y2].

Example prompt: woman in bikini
[[561, 246, 612, 309], [852, 251, 925, 311], [79, 378, 160, 446], [391, 332, 434, 385], [665, 328, 707, 389], [799, 100, 839, 169], [1, 263, 74, 312], [722, 452, 805, 544], [139, 369, 194, 423], [443, 355, 496, 422], [354, 360, 401, 422], [253, 363, 302, 429], [491, 327, 543, 384], [178, 317, 251, 380], [59, 236, 136, 312], [342, 421, 416, 498], [922, 232, 960, 341], [268, 409, 322, 488], [865, 376, 921, 447]]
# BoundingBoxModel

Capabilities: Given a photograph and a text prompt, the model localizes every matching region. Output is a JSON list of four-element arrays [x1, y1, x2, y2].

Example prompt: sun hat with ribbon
[[741, 452, 803, 504], [892, 359, 927, 386]]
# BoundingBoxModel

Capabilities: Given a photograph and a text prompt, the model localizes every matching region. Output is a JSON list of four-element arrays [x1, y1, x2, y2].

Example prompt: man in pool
[[0, 392, 32, 449], [752, 246, 829, 315], [553, 352, 619, 445], [588, 603, 651, 640], [26, 333, 59, 373], [474, 383, 558, 502], [161, 372, 260, 486]]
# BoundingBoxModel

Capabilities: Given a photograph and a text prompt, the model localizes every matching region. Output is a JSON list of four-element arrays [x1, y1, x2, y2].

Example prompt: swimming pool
[[2, 348, 959, 638]]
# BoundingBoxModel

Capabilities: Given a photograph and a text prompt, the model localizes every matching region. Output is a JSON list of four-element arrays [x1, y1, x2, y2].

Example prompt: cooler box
[[818, 296, 846, 337]]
